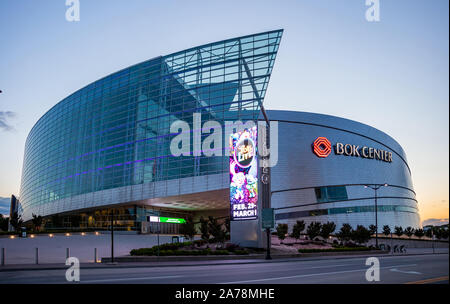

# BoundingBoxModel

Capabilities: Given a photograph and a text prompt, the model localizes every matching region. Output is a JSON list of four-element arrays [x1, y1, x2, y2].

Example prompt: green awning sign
[[159, 217, 186, 224], [149, 216, 186, 224]]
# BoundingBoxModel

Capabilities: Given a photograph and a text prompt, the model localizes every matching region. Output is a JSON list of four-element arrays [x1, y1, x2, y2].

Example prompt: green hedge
[[130, 248, 236, 256], [130, 243, 251, 256], [298, 247, 371, 253]]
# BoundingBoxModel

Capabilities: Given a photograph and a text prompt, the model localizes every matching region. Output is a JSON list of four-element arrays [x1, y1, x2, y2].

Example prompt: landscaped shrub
[[351, 225, 371, 245], [130, 241, 193, 256], [234, 249, 249, 255], [131, 245, 243, 256], [225, 243, 240, 252], [276, 223, 288, 241], [194, 239, 207, 247], [414, 229, 425, 239], [306, 222, 322, 240], [382, 225, 391, 236], [394, 226, 403, 237]]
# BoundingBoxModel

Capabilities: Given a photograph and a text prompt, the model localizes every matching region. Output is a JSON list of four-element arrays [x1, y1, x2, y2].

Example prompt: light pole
[[364, 183, 388, 249], [110, 208, 115, 263]]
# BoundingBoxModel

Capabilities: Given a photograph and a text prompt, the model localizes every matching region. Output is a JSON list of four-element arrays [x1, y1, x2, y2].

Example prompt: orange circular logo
[[313, 137, 332, 158]]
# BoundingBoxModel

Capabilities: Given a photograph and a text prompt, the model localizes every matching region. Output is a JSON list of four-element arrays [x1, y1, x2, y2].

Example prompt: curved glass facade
[[20, 30, 283, 221]]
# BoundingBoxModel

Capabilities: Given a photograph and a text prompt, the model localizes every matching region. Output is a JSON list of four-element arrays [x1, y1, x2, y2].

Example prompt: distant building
[[18, 30, 420, 246], [8, 194, 20, 231]]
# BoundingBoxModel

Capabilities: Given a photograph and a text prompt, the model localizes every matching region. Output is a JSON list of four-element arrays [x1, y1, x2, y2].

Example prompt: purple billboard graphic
[[229, 126, 258, 220]]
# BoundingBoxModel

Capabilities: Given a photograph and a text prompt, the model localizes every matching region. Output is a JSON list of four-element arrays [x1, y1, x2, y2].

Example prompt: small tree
[[199, 217, 210, 242], [276, 223, 288, 242], [352, 225, 371, 245], [179, 216, 196, 241], [290, 220, 305, 241], [320, 222, 336, 240], [414, 228, 425, 239], [382, 225, 391, 237], [433, 227, 442, 240], [31, 214, 43, 232], [368, 224, 377, 235], [394, 226, 403, 237], [208, 216, 226, 244], [306, 222, 322, 240], [336, 223, 353, 245], [441, 228, 449, 239], [0, 214, 8, 232], [224, 217, 230, 240], [404, 226, 414, 238], [425, 228, 433, 238], [9, 212, 23, 233]]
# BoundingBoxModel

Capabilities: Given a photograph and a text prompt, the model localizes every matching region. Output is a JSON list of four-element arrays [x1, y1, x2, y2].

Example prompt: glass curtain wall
[[20, 30, 283, 221]]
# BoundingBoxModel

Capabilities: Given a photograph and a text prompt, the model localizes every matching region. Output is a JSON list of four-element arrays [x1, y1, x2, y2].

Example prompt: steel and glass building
[[19, 29, 420, 235], [267, 111, 420, 231], [19, 30, 283, 232]]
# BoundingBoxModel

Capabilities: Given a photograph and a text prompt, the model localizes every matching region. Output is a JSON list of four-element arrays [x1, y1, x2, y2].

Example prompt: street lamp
[[364, 183, 388, 248]]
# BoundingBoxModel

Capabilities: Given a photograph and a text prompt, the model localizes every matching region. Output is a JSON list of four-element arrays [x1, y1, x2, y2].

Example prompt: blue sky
[[0, 0, 448, 222]]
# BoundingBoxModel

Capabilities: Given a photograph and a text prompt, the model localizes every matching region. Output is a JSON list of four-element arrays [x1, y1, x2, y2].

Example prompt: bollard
[[94, 248, 98, 263], [35, 248, 39, 265], [1, 248, 4, 266], [66, 248, 70, 259]]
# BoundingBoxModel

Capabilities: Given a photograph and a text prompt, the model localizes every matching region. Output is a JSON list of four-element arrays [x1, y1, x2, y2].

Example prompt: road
[[0, 253, 447, 284]]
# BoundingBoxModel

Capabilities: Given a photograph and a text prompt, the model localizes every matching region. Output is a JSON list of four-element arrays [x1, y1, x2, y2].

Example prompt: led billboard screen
[[229, 126, 258, 220]]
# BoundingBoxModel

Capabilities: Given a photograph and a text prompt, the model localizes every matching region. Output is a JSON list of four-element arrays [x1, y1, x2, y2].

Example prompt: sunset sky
[[0, 0, 448, 225]]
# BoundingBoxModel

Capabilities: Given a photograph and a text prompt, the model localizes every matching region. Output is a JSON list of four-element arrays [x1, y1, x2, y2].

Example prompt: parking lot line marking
[[405, 276, 449, 284]]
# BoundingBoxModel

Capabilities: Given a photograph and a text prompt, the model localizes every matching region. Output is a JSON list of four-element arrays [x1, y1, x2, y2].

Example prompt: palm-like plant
[[179, 216, 196, 241], [31, 214, 43, 232], [404, 226, 414, 238], [369, 224, 377, 235], [320, 222, 336, 240], [394, 226, 403, 237], [336, 223, 353, 244], [414, 228, 425, 239], [382, 225, 391, 237], [199, 217, 210, 242], [9, 212, 23, 233]]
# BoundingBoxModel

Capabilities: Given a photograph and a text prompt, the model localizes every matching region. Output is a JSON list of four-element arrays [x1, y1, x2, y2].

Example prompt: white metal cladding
[[265, 110, 420, 231]]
